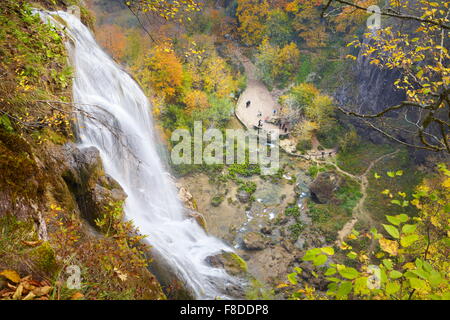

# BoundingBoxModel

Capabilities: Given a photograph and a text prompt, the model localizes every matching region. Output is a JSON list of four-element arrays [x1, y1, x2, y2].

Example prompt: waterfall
[[38, 11, 238, 299]]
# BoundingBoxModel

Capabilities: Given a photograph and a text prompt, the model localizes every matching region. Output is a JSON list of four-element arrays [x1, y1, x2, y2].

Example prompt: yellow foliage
[[184, 90, 209, 114]]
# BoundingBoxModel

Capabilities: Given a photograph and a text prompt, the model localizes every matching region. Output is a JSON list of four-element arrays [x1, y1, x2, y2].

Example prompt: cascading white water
[[38, 11, 239, 299]]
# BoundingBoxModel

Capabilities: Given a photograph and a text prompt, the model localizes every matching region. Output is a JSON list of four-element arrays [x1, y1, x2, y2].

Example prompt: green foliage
[[228, 161, 261, 178], [211, 195, 224, 207], [285, 206, 300, 218], [245, 279, 275, 300], [307, 164, 326, 178], [286, 165, 450, 300], [192, 94, 234, 128], [0, 0, 70, 94], [265, 9, 293, 46], [237, 180, 257, 195]]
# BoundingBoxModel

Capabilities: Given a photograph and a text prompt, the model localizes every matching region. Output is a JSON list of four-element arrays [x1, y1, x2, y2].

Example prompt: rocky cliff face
[[335, 36, 406, 115]]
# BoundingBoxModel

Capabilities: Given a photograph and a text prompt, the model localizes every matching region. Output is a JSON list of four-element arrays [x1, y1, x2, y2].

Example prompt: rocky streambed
[[176, 155, 340, 296]]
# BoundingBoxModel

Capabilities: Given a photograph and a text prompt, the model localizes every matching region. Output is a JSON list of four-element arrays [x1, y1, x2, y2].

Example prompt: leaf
[[22, 291, 36, 301], [338, 267, 360, 280], [402, 224, 417, 234], [429, 271, 443, 288], [347, 252, 357, 260], [337, 281, 352, 298], [383, 224, 400, 239], [325, 268, 337, 276], [385, 281, 400, 294], [389, 270, 403, 279], [400, 234, 419, 248], [71, 292, 84, 300], [354, 277, 370, 295], [313, 254, 328, 266], [287, 272, 298, 285], [382, 259, 393, 270], [320, 247, 335, 255], [387, 171, 396, 178], [13, 284, 24, 300], [32, 286, 52, 297], [302, 248, 321, 261], [374, 173, 381, 179], [21, 240, 43, 247], [386, 215, 401, 226], [409, 277, 427, 290], [0, 270, 21, 283], [379, 237, 399, 256]]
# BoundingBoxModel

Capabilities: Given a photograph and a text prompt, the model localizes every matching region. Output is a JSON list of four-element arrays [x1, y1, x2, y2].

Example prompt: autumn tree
[[286, 0, 329, 48], [256, 39, 301, 87], [184, 89, 209, 114], [236, 0, 270, 46], [265, 9, 294, 46], [137, 46, 184, 102]]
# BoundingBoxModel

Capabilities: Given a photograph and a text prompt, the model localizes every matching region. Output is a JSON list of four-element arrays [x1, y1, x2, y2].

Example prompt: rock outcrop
[[243, 232, 267, 250], [206, 251, 248, 277], [63, 144, 127, 226], [309, 172, 343, 204]]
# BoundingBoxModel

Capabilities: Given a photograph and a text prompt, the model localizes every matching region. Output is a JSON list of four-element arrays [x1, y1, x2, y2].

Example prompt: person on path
[[246, 101, 251, 108]]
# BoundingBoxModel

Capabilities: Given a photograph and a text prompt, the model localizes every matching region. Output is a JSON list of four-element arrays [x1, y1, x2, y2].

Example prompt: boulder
[[294, 237, 306, 250], [243, 232, 267, 250], [176, 184, 196, 210], [236, 190, 251, 203], [309, 172, 343, 204], [185, 209, 207, 232], [63, 146, 127, 226], [206, 251, 248, 277]]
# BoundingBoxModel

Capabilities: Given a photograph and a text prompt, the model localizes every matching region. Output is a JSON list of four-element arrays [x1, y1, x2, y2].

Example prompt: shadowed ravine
[[37, 10, 240, 299]]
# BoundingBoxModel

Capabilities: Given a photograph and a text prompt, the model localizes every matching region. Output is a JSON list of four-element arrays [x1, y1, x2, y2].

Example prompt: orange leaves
[[184, 90, 209, 114], [0, 270, 21, 284], [144, 46, 184, 102], [236, 0, 270, 45], [96, 24, 127, 61], [0, 271, 53, 300]]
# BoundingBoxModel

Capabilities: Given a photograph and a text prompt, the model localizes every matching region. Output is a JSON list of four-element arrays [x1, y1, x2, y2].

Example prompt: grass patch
[[364, 148, 423, 224], [337, 142, 395, 176]]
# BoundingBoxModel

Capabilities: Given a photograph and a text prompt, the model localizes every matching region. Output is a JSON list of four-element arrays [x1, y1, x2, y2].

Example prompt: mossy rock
[[206, 251, 248, 277], [28, 242, 59, 276], [211, 195, 224, 207]]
